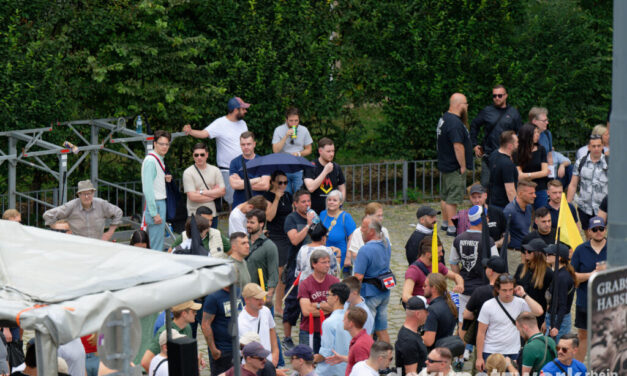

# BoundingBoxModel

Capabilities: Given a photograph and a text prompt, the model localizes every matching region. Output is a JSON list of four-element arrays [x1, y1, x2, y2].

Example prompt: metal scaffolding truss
[[0, 117, 184, 210]]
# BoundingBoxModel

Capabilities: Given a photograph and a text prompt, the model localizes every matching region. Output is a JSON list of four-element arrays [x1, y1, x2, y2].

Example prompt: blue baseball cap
[[285, 344, 314, 361], [227, 96, 251, 112], [588, 216, 605, 229]]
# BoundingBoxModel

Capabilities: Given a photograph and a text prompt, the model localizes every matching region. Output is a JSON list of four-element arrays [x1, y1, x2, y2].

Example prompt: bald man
[[437, 93, 473, 236]]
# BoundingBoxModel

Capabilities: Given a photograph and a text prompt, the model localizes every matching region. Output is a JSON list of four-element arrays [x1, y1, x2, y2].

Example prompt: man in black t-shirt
[[437, 93, 473, 236], [450, 205, 499, 330], [488, 130, 519, 209], [522, 207, 556, 245], [470, 84, 523, 188], [282, 190, 315, 350], [405, 206, 441, 265], [303, 137, 346, 214], [423, 274, 458, 350], [395, 296, 429, 375]]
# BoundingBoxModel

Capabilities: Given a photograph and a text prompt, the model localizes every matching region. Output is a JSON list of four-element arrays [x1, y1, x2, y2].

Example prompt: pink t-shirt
[[404, 260, 449, 296], [298, 273, 340, 332]]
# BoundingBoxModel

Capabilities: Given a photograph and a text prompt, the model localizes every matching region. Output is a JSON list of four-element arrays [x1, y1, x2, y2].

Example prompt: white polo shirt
[[238, 306, 275, 361]]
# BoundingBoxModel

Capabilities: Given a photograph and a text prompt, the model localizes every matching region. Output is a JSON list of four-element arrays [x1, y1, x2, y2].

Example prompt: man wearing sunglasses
[[540, 333, 587, 375], [349, 341, 393, 376], [182, 143, 225, 228], [470, 84, 523, 188], [570, 216, 607, 361], [418, 347, 456, 376]]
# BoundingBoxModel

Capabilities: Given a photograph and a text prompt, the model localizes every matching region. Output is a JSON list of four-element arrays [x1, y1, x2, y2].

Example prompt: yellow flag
[[432, 223, 438, 273], [556, 193, 583, 249], [258, 268, 266, 301]]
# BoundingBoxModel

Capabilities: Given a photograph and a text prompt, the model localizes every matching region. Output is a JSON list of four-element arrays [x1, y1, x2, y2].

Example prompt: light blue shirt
[[317, 309, 351, 376], [344, 299, 374, 335]]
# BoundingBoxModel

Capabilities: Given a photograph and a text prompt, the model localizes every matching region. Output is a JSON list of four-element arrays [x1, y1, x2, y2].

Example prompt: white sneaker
[[463, 349, 471, 361]]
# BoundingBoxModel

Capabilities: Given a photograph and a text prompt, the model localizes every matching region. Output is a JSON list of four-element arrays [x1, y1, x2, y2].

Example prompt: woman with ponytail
[[422, 273, 458, 349], [545, 243, 577, 342], [515, 238, 553, 327]]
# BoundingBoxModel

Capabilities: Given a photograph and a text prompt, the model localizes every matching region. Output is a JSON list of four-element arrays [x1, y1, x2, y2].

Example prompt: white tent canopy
[[0, 220, 236, 375]]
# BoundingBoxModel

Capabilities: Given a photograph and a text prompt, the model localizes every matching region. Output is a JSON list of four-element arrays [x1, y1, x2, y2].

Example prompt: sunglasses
[[591, 227, 605, 233], [498, 275, 515, 283], [492, 94, 505, 98], [276, 181, 288, 185], [51, 228, 71, 234], [193, 153, 206, 157], [589, 134, 602, 140], [556, 346, 570, 353], [250, 356, 266, 362], [426, 357, 445, 363]]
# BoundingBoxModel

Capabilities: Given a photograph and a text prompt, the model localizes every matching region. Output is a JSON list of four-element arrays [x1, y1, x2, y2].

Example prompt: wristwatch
[[316, 302, 321, 310], [199, 189, 204, 196]]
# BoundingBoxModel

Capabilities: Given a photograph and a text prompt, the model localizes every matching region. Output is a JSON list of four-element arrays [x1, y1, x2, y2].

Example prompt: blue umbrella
[[240, 153, 314, 176]]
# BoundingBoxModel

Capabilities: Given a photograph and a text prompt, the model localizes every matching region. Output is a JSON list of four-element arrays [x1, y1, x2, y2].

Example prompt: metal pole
[[91, 122, 99, 186], [59, 154, 68, 204], [608, 0, 627, 267], [402, 161, 408, 204], [8, 136, 16, 208], [229, 284, 241, 376]]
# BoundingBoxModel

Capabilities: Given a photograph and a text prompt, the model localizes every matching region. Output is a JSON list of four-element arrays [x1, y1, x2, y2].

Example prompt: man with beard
[[470, 85, 523, 188], [183, 96, 251, 205], [405, 206, 441, 265], [303, 137, 346, 214], [521, 207, 556, 245], [437, 93, 473, 236]]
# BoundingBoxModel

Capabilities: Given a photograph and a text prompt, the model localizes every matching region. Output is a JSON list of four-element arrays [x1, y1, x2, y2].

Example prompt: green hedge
[[0, 0, 612, 191]]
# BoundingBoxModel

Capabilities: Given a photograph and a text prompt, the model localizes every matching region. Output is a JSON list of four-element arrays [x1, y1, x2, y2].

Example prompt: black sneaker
[[283, 337, 295, 351]]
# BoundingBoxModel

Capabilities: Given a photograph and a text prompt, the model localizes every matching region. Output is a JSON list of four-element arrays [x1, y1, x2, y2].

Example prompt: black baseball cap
[[406, 296, 428, 310], [485, 256, 507, 274], [416, 206, 440, 219], [469, 184, 486, 195], [522, 238, 548, 253], [545, 243, 571, 259]]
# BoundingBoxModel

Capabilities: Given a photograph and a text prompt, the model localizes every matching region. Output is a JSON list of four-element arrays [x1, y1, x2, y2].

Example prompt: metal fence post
[[8, 136, 16, 208], [402, 161, 408, 204], [91, 121, 99, 188], [59, 154, 68, 204]]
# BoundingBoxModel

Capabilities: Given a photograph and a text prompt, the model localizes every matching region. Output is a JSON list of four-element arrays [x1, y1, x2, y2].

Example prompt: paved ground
[[22, 201, 571, 375]]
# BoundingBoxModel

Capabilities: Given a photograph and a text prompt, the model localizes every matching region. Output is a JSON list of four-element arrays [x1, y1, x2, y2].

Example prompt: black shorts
[[577, 208, 593, 230], [575, 307, 587, 329], [269, 235, 292, 267]]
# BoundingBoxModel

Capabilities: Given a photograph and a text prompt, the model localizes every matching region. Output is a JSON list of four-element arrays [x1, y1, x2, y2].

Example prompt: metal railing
[[1, 151, 577, 226]]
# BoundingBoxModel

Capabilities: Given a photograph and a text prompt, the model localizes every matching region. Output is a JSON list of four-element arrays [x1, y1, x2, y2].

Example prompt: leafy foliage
[[0, 0, 613, 193]]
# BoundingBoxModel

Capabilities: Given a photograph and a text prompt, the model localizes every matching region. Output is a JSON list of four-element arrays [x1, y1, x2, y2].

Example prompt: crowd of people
[[0, 90, 611, 375]]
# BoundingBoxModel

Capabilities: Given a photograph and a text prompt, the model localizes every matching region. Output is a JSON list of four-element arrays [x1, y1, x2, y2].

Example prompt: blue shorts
[[364, 292, 390, 331]]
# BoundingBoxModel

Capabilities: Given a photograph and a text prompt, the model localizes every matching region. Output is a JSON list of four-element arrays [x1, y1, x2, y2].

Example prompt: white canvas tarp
[[0, 220, 236, 375]]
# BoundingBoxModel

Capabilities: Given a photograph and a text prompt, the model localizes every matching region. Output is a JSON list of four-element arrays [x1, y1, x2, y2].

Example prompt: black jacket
[[470, 105, 523, 155]]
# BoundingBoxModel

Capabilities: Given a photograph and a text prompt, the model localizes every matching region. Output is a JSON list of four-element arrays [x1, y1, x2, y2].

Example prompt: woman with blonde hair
[[347, 202, 391, 271], [319, 190, 356, 278]]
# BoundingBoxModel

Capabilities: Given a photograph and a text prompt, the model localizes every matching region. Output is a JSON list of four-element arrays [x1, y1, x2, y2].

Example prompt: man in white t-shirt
[[148, 330, 186, 376], [182, 96, 251, 204], [238, 283, 279, 365], [475, 274, 544, 372], [349, 341, 393, 376]]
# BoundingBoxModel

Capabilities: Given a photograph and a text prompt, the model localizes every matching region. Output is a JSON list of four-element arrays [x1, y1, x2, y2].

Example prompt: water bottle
[[307, 208, 320, 224], [135, 115, 143, 134]]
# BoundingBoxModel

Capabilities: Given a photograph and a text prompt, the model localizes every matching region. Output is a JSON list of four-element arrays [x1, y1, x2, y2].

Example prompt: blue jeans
[[365, 292, 390, 331], [145, 199, 167, 251], [299, 329, 321, 354], [86, 353, 99, 376], [534, 189, 548, 209], [545, 312, 572, 343], [286, 170, 304, 195]]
